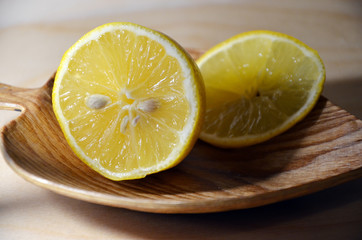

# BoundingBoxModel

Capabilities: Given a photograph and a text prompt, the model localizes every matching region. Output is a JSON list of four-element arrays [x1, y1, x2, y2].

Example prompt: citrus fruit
[[197, 30, 325, 148], [52, 22, 205, 180]]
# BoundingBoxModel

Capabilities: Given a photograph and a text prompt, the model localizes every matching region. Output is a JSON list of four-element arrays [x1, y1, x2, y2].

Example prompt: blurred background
[[0, 0, 361, 239], [0, 0, 361, 122]]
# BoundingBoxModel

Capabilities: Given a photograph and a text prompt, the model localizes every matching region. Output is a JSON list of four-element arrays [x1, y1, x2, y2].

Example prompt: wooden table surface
[[1, 0, 361, 239]]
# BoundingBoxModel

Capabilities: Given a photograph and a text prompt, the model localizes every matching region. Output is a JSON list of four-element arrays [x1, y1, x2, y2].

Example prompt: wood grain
[[1, 51, 361, 213]]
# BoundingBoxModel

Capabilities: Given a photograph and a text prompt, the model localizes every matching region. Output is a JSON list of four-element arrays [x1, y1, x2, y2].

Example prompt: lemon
[[52, 22, 205, 180], [197, 30, 325, 148]]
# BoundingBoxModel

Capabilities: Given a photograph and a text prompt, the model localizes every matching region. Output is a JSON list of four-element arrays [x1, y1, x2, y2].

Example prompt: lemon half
[[197, 30, 325, 148], [53, 22, 205, 180]]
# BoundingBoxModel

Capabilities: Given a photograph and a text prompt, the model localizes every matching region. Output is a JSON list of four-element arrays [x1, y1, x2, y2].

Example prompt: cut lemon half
[[197, 30, 325, 148], [52, 22, 205, 180]]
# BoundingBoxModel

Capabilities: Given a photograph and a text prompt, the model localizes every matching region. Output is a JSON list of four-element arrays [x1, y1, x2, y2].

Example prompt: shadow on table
[[50, 177, 362, 240], [323, 76, 362, 119]]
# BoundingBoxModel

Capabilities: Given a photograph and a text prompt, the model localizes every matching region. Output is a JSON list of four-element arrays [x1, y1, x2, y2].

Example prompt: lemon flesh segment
[[197, 31, 325, 148], [52, 23, 204, 180]]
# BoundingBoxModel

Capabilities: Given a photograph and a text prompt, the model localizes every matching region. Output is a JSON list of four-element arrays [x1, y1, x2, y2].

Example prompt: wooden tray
[[0, 50, 361, 213]]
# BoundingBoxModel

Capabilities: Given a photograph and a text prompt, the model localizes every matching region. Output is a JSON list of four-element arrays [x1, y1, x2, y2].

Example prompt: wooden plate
[[0, 50, 361, 213]]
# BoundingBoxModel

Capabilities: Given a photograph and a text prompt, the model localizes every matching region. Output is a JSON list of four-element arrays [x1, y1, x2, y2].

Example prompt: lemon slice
[[52, 22, 205, 180], [197, 30, 325, 148]]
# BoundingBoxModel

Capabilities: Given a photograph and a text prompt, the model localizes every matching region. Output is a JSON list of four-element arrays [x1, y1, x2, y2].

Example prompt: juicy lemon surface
[[197, 30, 325, 148], [53, 22, 205, 180]]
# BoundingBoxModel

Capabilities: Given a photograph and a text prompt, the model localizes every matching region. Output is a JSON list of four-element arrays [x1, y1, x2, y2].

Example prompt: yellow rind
[[197, 30, 325, 148], [53, 22, 205, 180]]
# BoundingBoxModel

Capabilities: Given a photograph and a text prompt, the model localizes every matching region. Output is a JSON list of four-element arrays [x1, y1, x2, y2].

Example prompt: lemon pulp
[[53, 23, 204, 180], [197, 30, 325, 148]]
